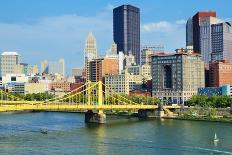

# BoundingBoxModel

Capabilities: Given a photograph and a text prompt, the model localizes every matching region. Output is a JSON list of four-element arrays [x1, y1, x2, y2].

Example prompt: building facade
[[192, 11, 216, 53], [89, 57, 119, 82], [0, 52, 21, 76], [211, 22, 232, 62], [41, 59, 65, 76], [198, 85, 231, 96], [186, 18, 193, 46], [113, 5, 140, 64], [151, 51, 205, 104], [141, 45, 164, 65], [209, 60, 232, 87], [84, 32, 97, 81], [199, 16, 219, 63], [14, 63, 38, 75], [105, 72, 143, 95]]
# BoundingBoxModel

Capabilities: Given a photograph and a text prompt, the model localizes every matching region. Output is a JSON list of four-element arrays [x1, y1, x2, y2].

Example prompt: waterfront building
[[198, 85, 231, 96], [186, 18, 193, 46], [141, 45, 164, 65], [0, 74, 28, 84], [211, 22, 232, 62], [105, 72, 143, 95], [209, 60, 232, 87], [24, 82, 48, 94], [151, 50, 205, 104], [84, 32, 97, 81], [192, 11, 216, 53], [113, 5, 140, 64], [41, 59, 65, 76], [0, 52, 21, 76], [199, 16, 219, 63]]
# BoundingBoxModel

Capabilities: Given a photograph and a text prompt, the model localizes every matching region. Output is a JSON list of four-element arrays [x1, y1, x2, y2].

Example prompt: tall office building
[[199, 16, 219, 63], [211, 22, 232, 62], [0, 52, 21, 76], [186, 18, 193, 46], [113, 5, 140, 64], [84, 32, 97, 81], [192, 11, 216, 53]]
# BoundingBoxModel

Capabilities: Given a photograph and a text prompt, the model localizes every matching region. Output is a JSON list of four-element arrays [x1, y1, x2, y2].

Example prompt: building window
[[164, 65, 172, 89]]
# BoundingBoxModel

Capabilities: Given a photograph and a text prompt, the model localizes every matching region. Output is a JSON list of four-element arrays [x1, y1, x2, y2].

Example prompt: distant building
[[105, 72, 143, 95], [84, 32, 97, 81], [25, 83, 48, 94], [151, 50, 205, 104], [141, 45, 164, 65], [209, 60, 232, 87], [211, 22, 232, 62], [199, 16, 219, 63], [198, 85, 231, 96], [186, 18, 193, 46], [0, 52, 21, 76], [113, 5, 140, 64], [192, 11, 216, 53], [72, 68, 83, 77], [41, 59, 65, 76], [14, 63, 38, 75], [89, 57, 119, 82]]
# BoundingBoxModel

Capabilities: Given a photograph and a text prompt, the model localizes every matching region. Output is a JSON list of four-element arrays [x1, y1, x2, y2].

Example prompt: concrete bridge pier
[[85, 110, 106, 124]]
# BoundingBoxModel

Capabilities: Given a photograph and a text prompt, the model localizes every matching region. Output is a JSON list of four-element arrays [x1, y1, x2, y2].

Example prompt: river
[[0, 112, 231, 155]]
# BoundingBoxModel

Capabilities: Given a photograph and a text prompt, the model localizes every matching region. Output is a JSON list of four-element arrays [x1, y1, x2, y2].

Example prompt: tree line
[[188, 94, 232, 108]]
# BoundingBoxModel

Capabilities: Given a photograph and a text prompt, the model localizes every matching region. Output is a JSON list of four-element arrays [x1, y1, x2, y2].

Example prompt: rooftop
[[1, 52, 19, 56]]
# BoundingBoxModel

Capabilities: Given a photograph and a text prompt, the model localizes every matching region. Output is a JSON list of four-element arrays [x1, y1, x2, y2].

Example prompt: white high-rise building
[[84, 32, 97, 81], [0, 52, 21, 76], [200, 16, 219, 63]]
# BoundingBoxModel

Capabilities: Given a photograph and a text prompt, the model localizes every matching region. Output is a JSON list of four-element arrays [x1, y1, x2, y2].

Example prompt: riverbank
[[174, 114, 232, 123]]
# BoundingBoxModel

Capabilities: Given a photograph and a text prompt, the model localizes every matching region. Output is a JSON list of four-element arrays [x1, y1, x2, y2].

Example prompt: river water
[[0, 112, 231, 155]]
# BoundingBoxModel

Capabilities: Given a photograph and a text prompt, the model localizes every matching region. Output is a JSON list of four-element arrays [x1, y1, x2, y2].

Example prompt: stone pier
[[85, 110, 106, 124]]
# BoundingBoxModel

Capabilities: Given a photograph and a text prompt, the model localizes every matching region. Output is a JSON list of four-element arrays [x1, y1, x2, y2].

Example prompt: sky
[[0, 0, 231, 75]]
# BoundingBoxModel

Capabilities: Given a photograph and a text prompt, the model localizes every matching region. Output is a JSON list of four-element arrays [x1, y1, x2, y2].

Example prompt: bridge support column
[[85, 110, 106, 124], [138, 109, 156, 118], [157, 103, 165, 117]]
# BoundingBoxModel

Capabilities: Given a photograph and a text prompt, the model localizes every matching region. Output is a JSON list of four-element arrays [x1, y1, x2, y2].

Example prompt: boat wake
[[183, 146, 232, 154]]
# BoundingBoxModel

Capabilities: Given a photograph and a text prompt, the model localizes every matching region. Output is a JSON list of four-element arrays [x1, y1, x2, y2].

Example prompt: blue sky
[[0, 0, 231, 75]]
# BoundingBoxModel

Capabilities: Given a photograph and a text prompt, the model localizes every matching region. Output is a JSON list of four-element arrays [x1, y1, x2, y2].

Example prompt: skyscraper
[[186, 18, 193, 46], [84, 32, 97, 81], [0, 52, 21, 76], [199, 16, 219, 63], [211, 22, 232, 62], [192, 11, 216, 53], [113, 5, 140, 64]]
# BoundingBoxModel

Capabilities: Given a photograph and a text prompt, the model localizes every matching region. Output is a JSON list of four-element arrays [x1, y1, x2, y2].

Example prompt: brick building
[[209, 60, 232, 87]]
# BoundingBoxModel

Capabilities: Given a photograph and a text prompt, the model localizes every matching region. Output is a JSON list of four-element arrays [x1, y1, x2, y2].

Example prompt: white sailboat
[[214, 133, 219, 142]]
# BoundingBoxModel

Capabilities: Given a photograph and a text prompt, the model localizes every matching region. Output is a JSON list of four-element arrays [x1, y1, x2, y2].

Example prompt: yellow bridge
[[0, 81, 180, 123]]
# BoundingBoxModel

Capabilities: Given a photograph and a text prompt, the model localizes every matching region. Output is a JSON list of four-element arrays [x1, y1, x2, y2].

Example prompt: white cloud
[[176, 19, 186, 25], [142, 21, 173, 32]]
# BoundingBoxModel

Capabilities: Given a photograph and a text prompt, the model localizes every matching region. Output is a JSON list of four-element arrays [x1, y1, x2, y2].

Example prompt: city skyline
[[0, 0, 231, 74]]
